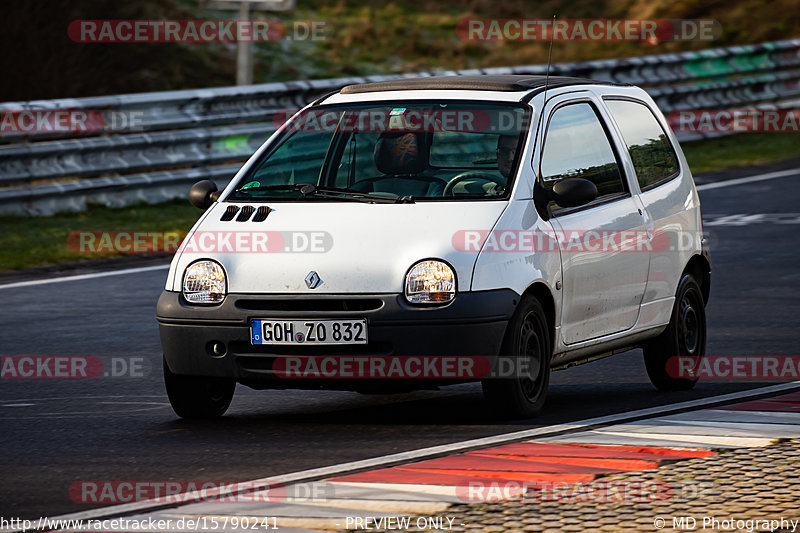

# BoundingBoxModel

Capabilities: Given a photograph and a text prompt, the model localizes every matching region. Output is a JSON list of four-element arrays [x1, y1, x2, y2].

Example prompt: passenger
[[496, 135, 518, 179]]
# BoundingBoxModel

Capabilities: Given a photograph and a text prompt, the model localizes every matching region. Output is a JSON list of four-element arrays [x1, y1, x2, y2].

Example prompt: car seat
[[350, 132, 446, 197]]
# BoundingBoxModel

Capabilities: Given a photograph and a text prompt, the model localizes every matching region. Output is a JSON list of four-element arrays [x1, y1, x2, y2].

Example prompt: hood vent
[[252, 206, 271, 222], [220, 205, 239, 221], [236, 205, 256, 221], [219, 205, 271, 222]]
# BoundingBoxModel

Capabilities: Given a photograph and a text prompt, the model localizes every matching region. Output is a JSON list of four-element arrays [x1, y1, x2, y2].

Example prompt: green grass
[[681, 132, 800, 174], [2, 132, 799, 272], [0, 200, 201, 271]]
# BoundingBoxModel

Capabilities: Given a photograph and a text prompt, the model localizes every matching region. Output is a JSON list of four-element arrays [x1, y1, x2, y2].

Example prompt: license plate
[[250, 319, 368, 345]]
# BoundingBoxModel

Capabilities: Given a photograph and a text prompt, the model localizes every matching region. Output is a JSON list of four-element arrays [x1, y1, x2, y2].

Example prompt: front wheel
[[482, 296, 552, 418], [643, 273, 707, 391], [163, 357, 235, 418]]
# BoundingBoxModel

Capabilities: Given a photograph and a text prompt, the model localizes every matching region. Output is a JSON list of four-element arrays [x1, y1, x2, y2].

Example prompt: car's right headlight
[[183, 260, 226, 304], [405, 260, 456, 304]]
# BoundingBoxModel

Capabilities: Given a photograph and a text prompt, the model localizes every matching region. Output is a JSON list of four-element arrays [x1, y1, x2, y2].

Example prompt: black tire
[[643, 273, 707, 391], [163, 357, 235, 419], [482, 296, 552, 418]]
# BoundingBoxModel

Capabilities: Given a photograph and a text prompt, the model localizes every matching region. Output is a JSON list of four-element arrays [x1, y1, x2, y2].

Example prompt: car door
[[537, 95, 650, 345], [603, 97, 693, 318]]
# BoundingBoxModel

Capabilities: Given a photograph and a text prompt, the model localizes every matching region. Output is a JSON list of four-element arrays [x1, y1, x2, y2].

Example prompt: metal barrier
[[2, 38, 800, 215]]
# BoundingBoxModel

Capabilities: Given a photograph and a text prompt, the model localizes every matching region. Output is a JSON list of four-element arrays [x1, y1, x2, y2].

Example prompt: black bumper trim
[[157, 290, 519, 325], [158, 289, 519, 385]]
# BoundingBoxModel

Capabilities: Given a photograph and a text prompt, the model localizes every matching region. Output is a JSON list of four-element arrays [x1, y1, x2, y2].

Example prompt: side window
[[540, 103, 626, 212], [605, 99, 679, 190], [248, 131, 334, 186]]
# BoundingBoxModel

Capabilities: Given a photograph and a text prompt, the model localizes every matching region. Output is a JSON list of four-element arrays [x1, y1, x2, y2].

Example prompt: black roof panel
[[339, 75, 619, 95]]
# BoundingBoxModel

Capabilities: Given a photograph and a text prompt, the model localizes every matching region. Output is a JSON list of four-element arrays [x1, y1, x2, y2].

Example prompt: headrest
[[374, 132, 425, 175]]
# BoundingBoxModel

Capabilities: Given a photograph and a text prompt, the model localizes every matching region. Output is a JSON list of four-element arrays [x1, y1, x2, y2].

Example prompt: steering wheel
[[443, 172, 506, 196]]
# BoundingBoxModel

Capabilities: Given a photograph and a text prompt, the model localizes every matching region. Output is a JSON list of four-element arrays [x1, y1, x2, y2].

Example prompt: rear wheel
[[482, 296, 551, 418], [643, 273, 706, 391], [163, 357, 235, 418]]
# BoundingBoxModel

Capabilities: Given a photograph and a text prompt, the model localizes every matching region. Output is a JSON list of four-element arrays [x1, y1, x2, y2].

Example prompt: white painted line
[[592, 421, 792, 438], [696, 168, 800, 191], [0, 264, 169, 291], [656, 408, 800, 422], [13, 381, 799, 533], [604, 418, 798, 440], [0, 395, 169, 403], [649, 419, 800, 435], [663, 409, 800, 424], [310, 481, 462, 502], [593, 431, 774, 447], [279, 498, 451, 514], [329, 482, 461, 498], [538, 434, 744, 448]]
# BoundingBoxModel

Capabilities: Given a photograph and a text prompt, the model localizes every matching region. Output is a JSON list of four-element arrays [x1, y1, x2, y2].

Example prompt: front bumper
[[157, 289, 519, 388]]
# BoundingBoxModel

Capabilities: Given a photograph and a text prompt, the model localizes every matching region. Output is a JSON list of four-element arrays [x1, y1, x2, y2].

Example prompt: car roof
[[338, 75, 626, 99]]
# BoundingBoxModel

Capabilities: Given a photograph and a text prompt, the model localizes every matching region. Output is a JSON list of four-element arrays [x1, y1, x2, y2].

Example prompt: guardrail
[[2, 38, 800, 215]]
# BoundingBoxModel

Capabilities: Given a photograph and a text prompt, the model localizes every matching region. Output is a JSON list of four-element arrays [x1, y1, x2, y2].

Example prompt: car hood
[[167, 200, 508, 294]]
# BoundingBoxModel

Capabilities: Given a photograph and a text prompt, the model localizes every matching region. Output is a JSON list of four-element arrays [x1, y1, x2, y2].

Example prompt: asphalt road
[[2, 166, 800, 520]]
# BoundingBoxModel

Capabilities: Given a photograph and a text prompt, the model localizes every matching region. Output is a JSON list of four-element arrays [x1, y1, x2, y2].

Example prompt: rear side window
[[605, 99, 679, 190], [540, 103, 626, 212]]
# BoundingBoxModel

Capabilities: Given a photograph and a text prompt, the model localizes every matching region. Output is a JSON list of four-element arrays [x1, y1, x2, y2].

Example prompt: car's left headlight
[[183, 260, 226, 304], [405, 260, 456, 304]]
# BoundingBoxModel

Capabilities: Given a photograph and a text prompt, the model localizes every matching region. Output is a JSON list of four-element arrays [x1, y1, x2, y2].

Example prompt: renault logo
[[305, 271, 322, 289]]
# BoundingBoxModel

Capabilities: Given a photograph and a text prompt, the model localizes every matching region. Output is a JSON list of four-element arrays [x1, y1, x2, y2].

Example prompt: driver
[[496, 135, 518, 179]]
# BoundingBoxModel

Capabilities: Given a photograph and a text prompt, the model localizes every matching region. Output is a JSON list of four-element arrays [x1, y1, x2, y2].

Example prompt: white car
[[157, 75, 711, 419]]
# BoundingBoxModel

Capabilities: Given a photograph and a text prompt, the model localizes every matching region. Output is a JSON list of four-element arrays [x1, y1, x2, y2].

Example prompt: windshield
[[227, 101, 530, 202]]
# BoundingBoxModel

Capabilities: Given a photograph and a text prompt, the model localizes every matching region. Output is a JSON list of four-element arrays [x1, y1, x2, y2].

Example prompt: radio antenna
[[543, 13, 557, 103], [533, 13, 559, 223]]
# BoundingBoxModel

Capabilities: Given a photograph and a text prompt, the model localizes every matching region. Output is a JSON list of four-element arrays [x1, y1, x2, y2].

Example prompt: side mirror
[[188, 180, 221, 209], [533, 177, 598, 221], [551, 178, 598, 208]]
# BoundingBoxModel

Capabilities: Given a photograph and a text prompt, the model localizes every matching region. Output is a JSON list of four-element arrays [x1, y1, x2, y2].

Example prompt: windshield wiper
[[234, 184, 305, 193], [234, 183, 414, 204], [300, 184, 415, 204]]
